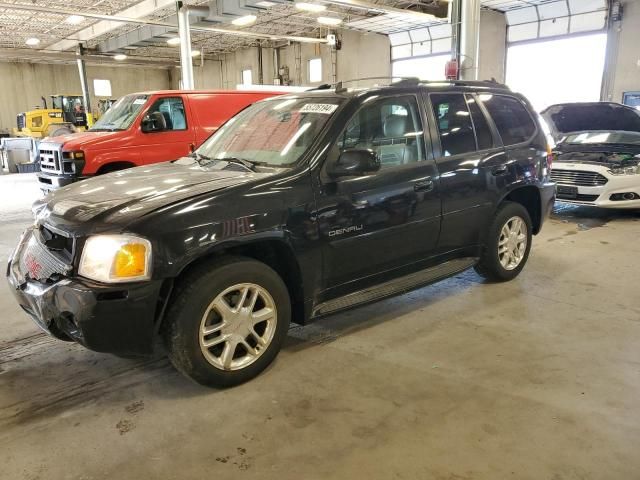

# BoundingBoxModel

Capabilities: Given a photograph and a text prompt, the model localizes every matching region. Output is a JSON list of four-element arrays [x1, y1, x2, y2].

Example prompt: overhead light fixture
[[317, 16, 342, 25], [65, 15, 85, 24], [255, 1, 276, 6], [295, 2, 327, 12], [191, 50, 201, 57], [232, 14, 257, 26], [166, 37, 181, 45], [114, 54, 127, 61], [25, 37, 40, 46]]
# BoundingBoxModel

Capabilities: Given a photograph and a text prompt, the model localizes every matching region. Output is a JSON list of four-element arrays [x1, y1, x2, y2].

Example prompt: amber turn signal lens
[[113, 243, 147, 278]]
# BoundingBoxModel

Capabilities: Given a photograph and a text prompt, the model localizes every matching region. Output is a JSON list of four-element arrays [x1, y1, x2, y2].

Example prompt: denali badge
[[329, 225, 363, 237]]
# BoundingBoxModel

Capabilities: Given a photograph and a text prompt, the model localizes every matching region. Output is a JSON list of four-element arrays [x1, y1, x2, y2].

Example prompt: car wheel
[[163, 256, 291, 388], [474, 201, 533, 282]]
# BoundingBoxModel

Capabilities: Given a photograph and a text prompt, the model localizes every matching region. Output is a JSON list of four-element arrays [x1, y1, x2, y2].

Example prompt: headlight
[[79, 235, 152, 283], [609, 163, 640, 175]]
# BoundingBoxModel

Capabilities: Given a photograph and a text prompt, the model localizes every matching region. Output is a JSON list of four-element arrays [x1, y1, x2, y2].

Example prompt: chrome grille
[[18, 230, 72, 281], [39, 142, 63, 174], [550, 169, 608, 186]]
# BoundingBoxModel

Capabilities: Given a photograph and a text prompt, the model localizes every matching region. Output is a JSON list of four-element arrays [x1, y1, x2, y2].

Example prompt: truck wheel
[[48, 126, 74, 137], [474, 201, 532, 282], [163, 256, 291, 388]]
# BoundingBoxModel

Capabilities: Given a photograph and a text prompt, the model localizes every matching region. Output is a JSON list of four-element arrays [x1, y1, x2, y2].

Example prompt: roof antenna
[[335, 81, 347, 93]]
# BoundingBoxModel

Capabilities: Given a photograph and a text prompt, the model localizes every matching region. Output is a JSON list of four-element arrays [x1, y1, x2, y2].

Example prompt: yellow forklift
[[13, 94, 96, 138]]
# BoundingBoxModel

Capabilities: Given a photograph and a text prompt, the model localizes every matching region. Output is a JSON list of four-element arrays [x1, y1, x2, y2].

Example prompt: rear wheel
[[474, 201, 532, 282], [163, 257, 291, 388]]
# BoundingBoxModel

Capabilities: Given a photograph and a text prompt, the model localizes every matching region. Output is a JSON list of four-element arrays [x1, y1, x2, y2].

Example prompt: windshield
[[90, 94, 149, 131], [563, 131, 640, 145], [196, 96, 343, 166]]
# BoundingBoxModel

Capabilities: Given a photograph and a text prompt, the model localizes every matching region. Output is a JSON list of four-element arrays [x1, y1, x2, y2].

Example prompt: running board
[[313, 257, 478, 317]]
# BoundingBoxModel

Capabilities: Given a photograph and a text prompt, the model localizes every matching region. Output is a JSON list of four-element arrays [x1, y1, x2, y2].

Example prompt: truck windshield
[[90, 94, 149, 131], [196, 96, 343, 166]]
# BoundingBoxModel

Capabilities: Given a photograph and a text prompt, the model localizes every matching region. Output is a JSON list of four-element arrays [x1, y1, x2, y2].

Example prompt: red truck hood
[[45, 131, 124, 149]]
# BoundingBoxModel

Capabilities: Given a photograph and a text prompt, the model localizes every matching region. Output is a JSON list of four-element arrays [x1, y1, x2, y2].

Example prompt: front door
[[139, 96, 195, 164], [315, 94, 442, 296]]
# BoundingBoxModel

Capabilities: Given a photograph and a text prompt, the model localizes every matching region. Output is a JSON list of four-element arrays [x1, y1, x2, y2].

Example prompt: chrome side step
[[312, 257, 478, 317]]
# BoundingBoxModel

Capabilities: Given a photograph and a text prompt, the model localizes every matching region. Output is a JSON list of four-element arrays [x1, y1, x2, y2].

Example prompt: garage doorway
[[506, 33, 607, 111]]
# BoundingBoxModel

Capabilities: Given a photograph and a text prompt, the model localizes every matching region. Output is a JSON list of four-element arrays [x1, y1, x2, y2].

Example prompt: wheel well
[[504, 186, 542, 234], [177, 240, 305, 325], [96, 161, 136, 175]]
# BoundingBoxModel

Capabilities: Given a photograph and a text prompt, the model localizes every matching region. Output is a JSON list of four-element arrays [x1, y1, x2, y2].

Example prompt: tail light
[[546, 144, 554, 171]]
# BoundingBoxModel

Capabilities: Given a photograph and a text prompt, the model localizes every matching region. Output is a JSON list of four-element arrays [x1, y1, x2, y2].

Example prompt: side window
[[430, 93, 477, 156], [480, 95, 536, 146], [337, 96, 425, 169], [466, 94, 493, 150], [146, 97, 187, 131]]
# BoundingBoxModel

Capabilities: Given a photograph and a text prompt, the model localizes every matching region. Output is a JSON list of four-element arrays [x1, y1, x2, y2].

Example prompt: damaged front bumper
[[6, 228, 165, 355]]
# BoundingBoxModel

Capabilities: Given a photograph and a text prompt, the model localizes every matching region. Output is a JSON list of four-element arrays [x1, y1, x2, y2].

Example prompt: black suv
[[7, 80, 555, 387]]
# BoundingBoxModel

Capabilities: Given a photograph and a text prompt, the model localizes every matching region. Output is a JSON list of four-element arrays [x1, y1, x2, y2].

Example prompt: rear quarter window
[[481, 95, 536, 146]]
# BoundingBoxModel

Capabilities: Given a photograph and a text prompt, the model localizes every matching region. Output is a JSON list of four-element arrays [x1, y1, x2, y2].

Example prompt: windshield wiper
[[190, 153, 257, 171]]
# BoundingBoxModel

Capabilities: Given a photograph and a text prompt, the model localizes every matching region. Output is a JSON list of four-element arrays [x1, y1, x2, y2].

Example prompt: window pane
[[392, 54, 449, 80], [537, 1, 569, 20], [242, 69, 252, 86], [508, 22, 539, 42], [568, 0, 606, 14], [570, 11, 606, 33], [391, 44, 412, 60], [480, 95, 536, 146], [431, 93, 477, 156], [309, 58, 322, 83], [428, 23, 452, 39], [389, 31, 411, 46], [93, 79, 112, 97], [338, 96, 425, 168], [466, 95, 493, 150], [409, 28, 430, 43], [431, 38, 451, 54], [540, 17, 569, 37], [148, 97, 187, 130], [506, 6, 538, 25], [412, 41, 431, 56]]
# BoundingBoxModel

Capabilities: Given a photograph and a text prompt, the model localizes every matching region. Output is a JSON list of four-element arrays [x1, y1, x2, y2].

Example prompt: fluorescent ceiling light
[[191, 50, 201, 57], [114, 54, 127, 60], [25, 37, 40, 46], [295, 2, 327, 12], [232, 14, 257, 26], [65, 15, 85, 24], [166, 37, 181, 45], [317, 16, 342, 25], [255, 1, 276, 6]]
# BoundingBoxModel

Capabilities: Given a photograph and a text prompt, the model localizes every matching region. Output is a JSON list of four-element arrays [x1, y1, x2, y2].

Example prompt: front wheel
[[163, 257, 291, 388], [474, 201, 533, 282]]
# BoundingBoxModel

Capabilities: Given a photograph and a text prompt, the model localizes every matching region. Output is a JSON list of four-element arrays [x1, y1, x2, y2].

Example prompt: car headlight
[[79, 235, 152, 283], [609, 163, 640, 175]]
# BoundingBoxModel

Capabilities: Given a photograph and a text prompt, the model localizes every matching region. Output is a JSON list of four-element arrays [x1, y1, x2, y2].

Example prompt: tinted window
[[466, 95, 493, 150], [431, 93, 476, 156], [338, 96, 425, 168], [147, 97, 187, 131], [481, 95, 536, 146]]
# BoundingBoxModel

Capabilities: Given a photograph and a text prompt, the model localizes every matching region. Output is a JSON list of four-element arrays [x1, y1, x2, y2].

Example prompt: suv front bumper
[[7, 230, 164, 355], [37, 172, 81, 192]]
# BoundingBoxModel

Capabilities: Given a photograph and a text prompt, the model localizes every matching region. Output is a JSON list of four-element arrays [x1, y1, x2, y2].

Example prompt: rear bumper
[[7, 230, 164, 355]]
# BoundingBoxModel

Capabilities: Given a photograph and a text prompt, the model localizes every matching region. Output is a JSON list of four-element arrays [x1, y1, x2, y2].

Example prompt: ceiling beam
[[321, 0, 440, 20]]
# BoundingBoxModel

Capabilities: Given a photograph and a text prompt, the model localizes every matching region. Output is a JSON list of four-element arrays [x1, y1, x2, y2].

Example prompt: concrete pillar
[[76, 44, 91, 114], [177, 1, 194, 90], [460, 0, 481, 80]]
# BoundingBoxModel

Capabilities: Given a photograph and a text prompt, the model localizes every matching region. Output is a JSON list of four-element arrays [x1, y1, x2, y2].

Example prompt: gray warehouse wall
[[0, 62, 172, 133], [609, 0, 640, 103]]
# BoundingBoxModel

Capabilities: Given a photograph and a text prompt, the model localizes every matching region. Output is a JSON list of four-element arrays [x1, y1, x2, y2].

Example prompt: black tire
[[474, 201, 533, 282], [48, 126, 74, 137], [163, 256, 291, 388]]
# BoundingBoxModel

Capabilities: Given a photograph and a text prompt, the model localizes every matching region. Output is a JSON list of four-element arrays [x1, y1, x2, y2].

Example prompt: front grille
[[556, 193, 600, 202], [19, 229, 72, 281], [17, 113, 25, 130], [550, 169, 608, 186], [39, 143, 62, 174]]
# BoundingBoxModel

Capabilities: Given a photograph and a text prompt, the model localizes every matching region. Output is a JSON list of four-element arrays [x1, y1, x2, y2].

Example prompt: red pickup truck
[[37, 89, 281, 192]]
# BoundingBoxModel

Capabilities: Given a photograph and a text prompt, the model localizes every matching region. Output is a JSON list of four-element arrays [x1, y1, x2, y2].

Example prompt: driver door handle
[[414, 179, 434, 192], [492, 166, 508, 176]]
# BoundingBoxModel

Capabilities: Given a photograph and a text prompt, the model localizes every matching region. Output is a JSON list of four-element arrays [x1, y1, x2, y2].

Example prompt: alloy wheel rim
[[498, 216, 528, 271], [199, 283, 277, 371]]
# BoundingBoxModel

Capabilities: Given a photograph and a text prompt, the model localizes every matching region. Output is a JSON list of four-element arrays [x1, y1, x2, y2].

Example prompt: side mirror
[[141, 111, 167, 133], [328, 149, 381, 178]]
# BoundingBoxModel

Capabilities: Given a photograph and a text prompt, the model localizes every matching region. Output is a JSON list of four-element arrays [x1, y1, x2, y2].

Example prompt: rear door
[[426, 91, 507, 251], [138, 95, 196, 164]]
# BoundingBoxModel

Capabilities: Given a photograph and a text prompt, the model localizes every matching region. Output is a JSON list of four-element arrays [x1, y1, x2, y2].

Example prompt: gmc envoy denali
[[7, 79, 555, 387]]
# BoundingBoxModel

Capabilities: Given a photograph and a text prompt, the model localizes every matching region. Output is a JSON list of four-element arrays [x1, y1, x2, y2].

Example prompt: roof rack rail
[[307, 77, 509, 92], [308, 76, 421, 93], [419, 79, 510, 90]]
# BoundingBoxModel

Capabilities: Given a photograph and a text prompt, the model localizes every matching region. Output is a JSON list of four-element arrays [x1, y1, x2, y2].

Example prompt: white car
[[541, 102, 640, 209]]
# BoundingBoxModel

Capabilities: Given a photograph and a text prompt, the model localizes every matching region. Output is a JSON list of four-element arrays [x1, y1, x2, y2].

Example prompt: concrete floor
[[1, 173, 639, 480]]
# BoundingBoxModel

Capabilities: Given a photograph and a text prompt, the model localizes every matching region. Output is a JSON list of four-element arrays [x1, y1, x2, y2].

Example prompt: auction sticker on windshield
[[300, 104, 339, 114]]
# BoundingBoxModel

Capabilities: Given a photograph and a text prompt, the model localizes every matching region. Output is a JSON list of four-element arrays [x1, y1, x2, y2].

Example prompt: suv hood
[[541, 102, 640, 141], [44, 130, 124, 149], [33, 160, 269, 232]]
